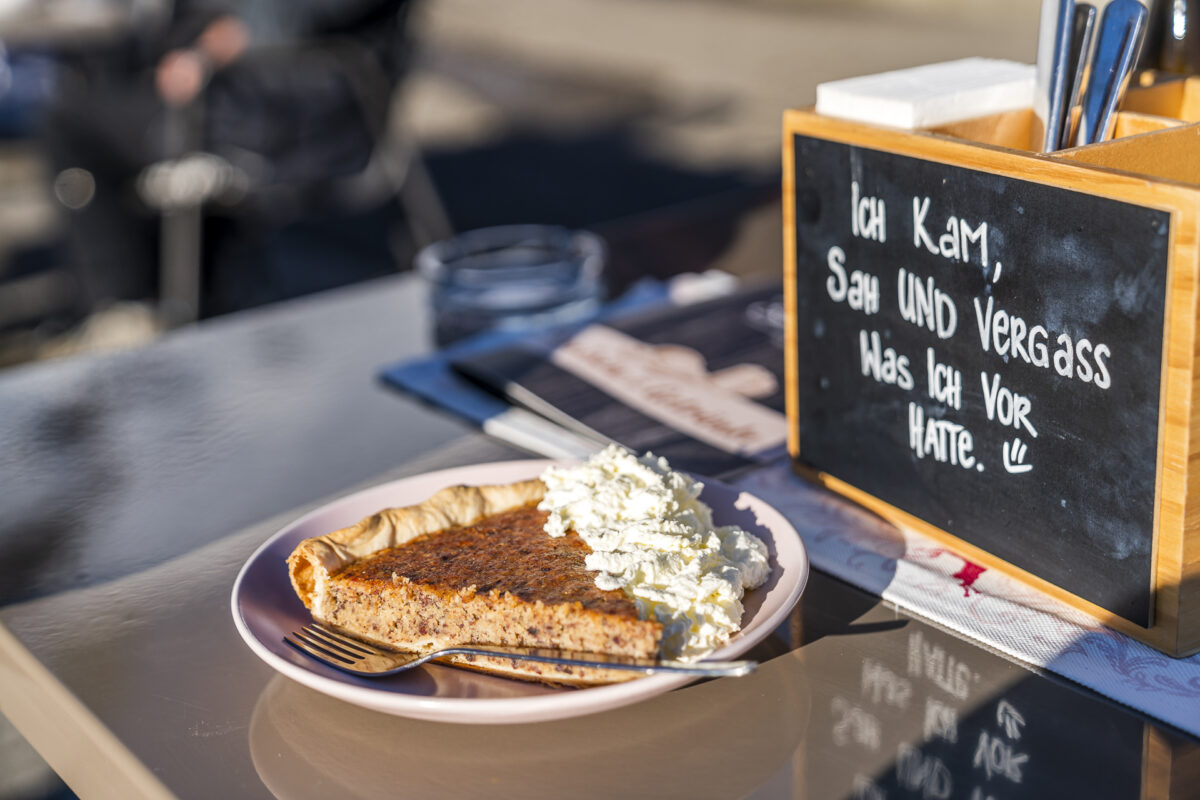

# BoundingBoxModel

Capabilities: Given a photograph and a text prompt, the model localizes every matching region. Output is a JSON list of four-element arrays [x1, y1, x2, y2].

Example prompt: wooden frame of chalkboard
[[784, 102, 1200, 657]]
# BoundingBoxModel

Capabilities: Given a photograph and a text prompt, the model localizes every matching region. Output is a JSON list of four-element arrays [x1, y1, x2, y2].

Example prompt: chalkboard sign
[[789, 133, 1171, 627]]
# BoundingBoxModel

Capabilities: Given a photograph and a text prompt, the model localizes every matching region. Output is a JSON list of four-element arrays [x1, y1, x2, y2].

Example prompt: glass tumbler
[[416, 225, 606, 347]]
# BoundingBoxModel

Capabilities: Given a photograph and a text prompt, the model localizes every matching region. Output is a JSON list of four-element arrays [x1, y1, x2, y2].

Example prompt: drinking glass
[[416, 225, 606, 347]]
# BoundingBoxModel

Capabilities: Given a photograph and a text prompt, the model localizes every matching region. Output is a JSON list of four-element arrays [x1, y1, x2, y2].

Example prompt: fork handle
[[433, 645, 756, 677]]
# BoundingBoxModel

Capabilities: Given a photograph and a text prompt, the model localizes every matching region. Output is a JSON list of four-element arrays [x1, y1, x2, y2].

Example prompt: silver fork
[[284, 622, 756, 678]]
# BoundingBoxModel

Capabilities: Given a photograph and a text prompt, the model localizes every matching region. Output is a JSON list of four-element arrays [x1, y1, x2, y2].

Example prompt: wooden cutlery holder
[[783, 79, 1200, 656]]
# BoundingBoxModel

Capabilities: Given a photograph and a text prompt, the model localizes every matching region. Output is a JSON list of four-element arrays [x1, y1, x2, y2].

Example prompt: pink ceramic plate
[[231, 459, 808, 724]]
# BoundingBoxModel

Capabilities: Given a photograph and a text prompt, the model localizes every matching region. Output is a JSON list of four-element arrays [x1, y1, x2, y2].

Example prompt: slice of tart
[[287, 479, 663, 685]]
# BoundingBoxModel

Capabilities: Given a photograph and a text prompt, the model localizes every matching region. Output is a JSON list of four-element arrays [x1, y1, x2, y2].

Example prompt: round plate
[[231, 459, 808, 724]]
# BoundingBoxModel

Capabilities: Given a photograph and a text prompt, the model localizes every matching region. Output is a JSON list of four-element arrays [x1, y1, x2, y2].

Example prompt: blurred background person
[[44, 0, 415, 323]]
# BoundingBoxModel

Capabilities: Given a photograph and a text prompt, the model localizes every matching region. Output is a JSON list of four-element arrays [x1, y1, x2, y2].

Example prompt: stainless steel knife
[[1059, 2, 1097, 149], [1074, 0, 1150, 147]]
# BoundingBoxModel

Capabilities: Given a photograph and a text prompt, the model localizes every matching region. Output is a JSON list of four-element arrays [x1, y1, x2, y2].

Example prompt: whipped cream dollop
[[538, 445, 770, 661]]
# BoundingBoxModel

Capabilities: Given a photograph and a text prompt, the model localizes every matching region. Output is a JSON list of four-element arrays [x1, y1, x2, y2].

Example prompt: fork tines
[[284, 623, 378, 665]]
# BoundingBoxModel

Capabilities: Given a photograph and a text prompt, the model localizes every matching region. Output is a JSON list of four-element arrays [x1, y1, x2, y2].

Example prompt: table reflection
[[249, 647, 810, 800], [243, 569, 1200, 800], [795, 573, 1199, 800]]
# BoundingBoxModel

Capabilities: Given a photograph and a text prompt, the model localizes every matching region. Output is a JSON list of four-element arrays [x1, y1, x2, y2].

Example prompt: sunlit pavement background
[[0, 1, 1038, 797], [0, 0, 1039, 368]]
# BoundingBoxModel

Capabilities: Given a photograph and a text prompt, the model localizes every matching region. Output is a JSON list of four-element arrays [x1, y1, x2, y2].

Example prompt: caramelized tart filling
[[333, 504, 640, 618]]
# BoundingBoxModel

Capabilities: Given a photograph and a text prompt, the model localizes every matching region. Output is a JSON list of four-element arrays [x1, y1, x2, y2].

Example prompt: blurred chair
[[0, 0, 156, 342], [0, 44, 67, 336]]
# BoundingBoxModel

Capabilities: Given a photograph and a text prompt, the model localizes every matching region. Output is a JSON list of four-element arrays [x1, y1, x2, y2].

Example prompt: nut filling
[[317, 504, 663, 671]]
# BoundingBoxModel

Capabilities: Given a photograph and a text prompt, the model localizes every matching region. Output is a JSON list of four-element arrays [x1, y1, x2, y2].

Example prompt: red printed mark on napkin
[[953, 560, 986, 597]]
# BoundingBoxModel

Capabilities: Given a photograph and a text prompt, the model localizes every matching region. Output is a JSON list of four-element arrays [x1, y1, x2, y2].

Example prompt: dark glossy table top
[[0, 272, 1196, 799], [0, 276, 467, 607]]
